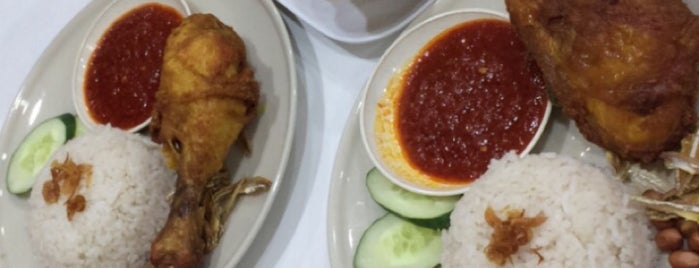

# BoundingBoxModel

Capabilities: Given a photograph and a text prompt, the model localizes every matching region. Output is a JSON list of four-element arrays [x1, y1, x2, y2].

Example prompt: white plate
[[276, 0, 435, 43], [0, 0, 296, 267], [327, 0, 699, 267]]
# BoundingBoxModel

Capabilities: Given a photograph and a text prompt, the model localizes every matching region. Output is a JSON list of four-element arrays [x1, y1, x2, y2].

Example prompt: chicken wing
[[506, 0, 699, 162]]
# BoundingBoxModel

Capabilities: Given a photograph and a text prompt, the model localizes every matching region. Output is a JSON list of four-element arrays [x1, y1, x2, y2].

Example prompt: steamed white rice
[[441, 152, 658, 268], [27, 126, 176, 268]]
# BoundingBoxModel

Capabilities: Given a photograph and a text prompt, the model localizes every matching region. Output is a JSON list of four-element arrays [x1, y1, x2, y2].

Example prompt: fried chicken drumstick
[[148, 14, 270, 267], [506, 0, 699, 162]]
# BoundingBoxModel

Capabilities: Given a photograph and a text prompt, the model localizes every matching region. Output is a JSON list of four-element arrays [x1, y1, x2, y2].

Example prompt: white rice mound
[[441, 152, 658, 268], [27, 126, 176, 268]]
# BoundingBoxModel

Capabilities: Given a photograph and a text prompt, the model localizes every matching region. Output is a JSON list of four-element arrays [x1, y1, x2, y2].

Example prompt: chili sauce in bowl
[[361, 9, 551, 196], [73, 0, 190, 132]]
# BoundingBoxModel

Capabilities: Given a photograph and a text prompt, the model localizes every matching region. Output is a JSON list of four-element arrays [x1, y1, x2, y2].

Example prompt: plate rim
[[327, 96, 364, 268], [222, 0, 298, 266]]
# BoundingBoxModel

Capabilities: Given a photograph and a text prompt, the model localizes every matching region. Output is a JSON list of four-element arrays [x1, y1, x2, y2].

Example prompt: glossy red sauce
[[397, 19, 548, 184], [84, 3, 182, 130]]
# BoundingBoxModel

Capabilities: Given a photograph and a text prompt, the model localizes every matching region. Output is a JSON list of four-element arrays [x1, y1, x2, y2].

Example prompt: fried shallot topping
[[41, 180, 60, 204], [65, 194, 87, 221], [41, 154, 92, 221], [484, 206, 547, 266]]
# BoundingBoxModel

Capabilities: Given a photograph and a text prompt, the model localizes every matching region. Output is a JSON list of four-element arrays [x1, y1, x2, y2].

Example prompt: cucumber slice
[[366, 168, 460, 229], [354, 213, 442, 268], [74, 118, 87, 137], [6, 113, 76, 194]]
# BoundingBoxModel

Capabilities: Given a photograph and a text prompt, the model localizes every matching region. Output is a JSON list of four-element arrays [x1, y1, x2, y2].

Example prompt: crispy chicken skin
[[148, 14, 258, 268], [506, 0, 699, 162]]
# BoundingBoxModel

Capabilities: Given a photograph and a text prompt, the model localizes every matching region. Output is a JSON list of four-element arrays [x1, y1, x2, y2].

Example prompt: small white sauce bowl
[[360, 9, 552, 196], [73, 0, 191, 133]]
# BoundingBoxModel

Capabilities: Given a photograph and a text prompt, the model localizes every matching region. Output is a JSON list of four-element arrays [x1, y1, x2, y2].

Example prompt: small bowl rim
[[360, 8, 553, 196], [72, 0, 191, 133]]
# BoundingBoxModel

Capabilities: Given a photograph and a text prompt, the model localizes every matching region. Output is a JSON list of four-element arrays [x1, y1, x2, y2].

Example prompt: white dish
[[327, 0, 619, 267], [72, 0, 191, 133], [0, 0, 296, 267], [277, 0, 435, 43], [359, 9, 551, 196]]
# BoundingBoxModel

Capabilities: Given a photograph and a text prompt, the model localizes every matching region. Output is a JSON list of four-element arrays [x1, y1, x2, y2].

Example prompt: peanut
[[679, 220, 699, 237], [689, 232, 699, 252], [669, 250, 699, 268], [657, 228, 683, 252]]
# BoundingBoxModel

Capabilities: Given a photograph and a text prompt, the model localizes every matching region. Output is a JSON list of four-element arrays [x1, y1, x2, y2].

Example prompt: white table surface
[[0, 0, 397, 267]]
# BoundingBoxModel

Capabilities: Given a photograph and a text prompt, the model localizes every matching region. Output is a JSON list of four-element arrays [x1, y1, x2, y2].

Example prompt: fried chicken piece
[[506, 0, 699, 162], [147, 14, 268, 268]]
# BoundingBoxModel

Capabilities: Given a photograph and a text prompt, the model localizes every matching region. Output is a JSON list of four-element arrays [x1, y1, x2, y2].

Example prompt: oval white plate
[[329, 0, 699, 267], [0, 0, 296, 267], [325, 0, 695, 267]]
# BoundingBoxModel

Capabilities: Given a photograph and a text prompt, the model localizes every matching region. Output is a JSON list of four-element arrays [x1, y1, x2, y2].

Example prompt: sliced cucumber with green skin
[[6, 113, 78, 194], [354, 213, 442, 268], [74, 118, 87, 137], [366, 168, 460, 229]]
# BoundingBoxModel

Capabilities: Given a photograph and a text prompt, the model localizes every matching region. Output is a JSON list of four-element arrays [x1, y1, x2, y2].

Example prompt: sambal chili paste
[[84, 3, 183, 130], [396, 19, 548, 184]]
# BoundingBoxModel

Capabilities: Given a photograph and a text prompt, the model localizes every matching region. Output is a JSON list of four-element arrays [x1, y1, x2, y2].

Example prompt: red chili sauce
[[396, 19, 548, 184], [84, 3, 182, 130]]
